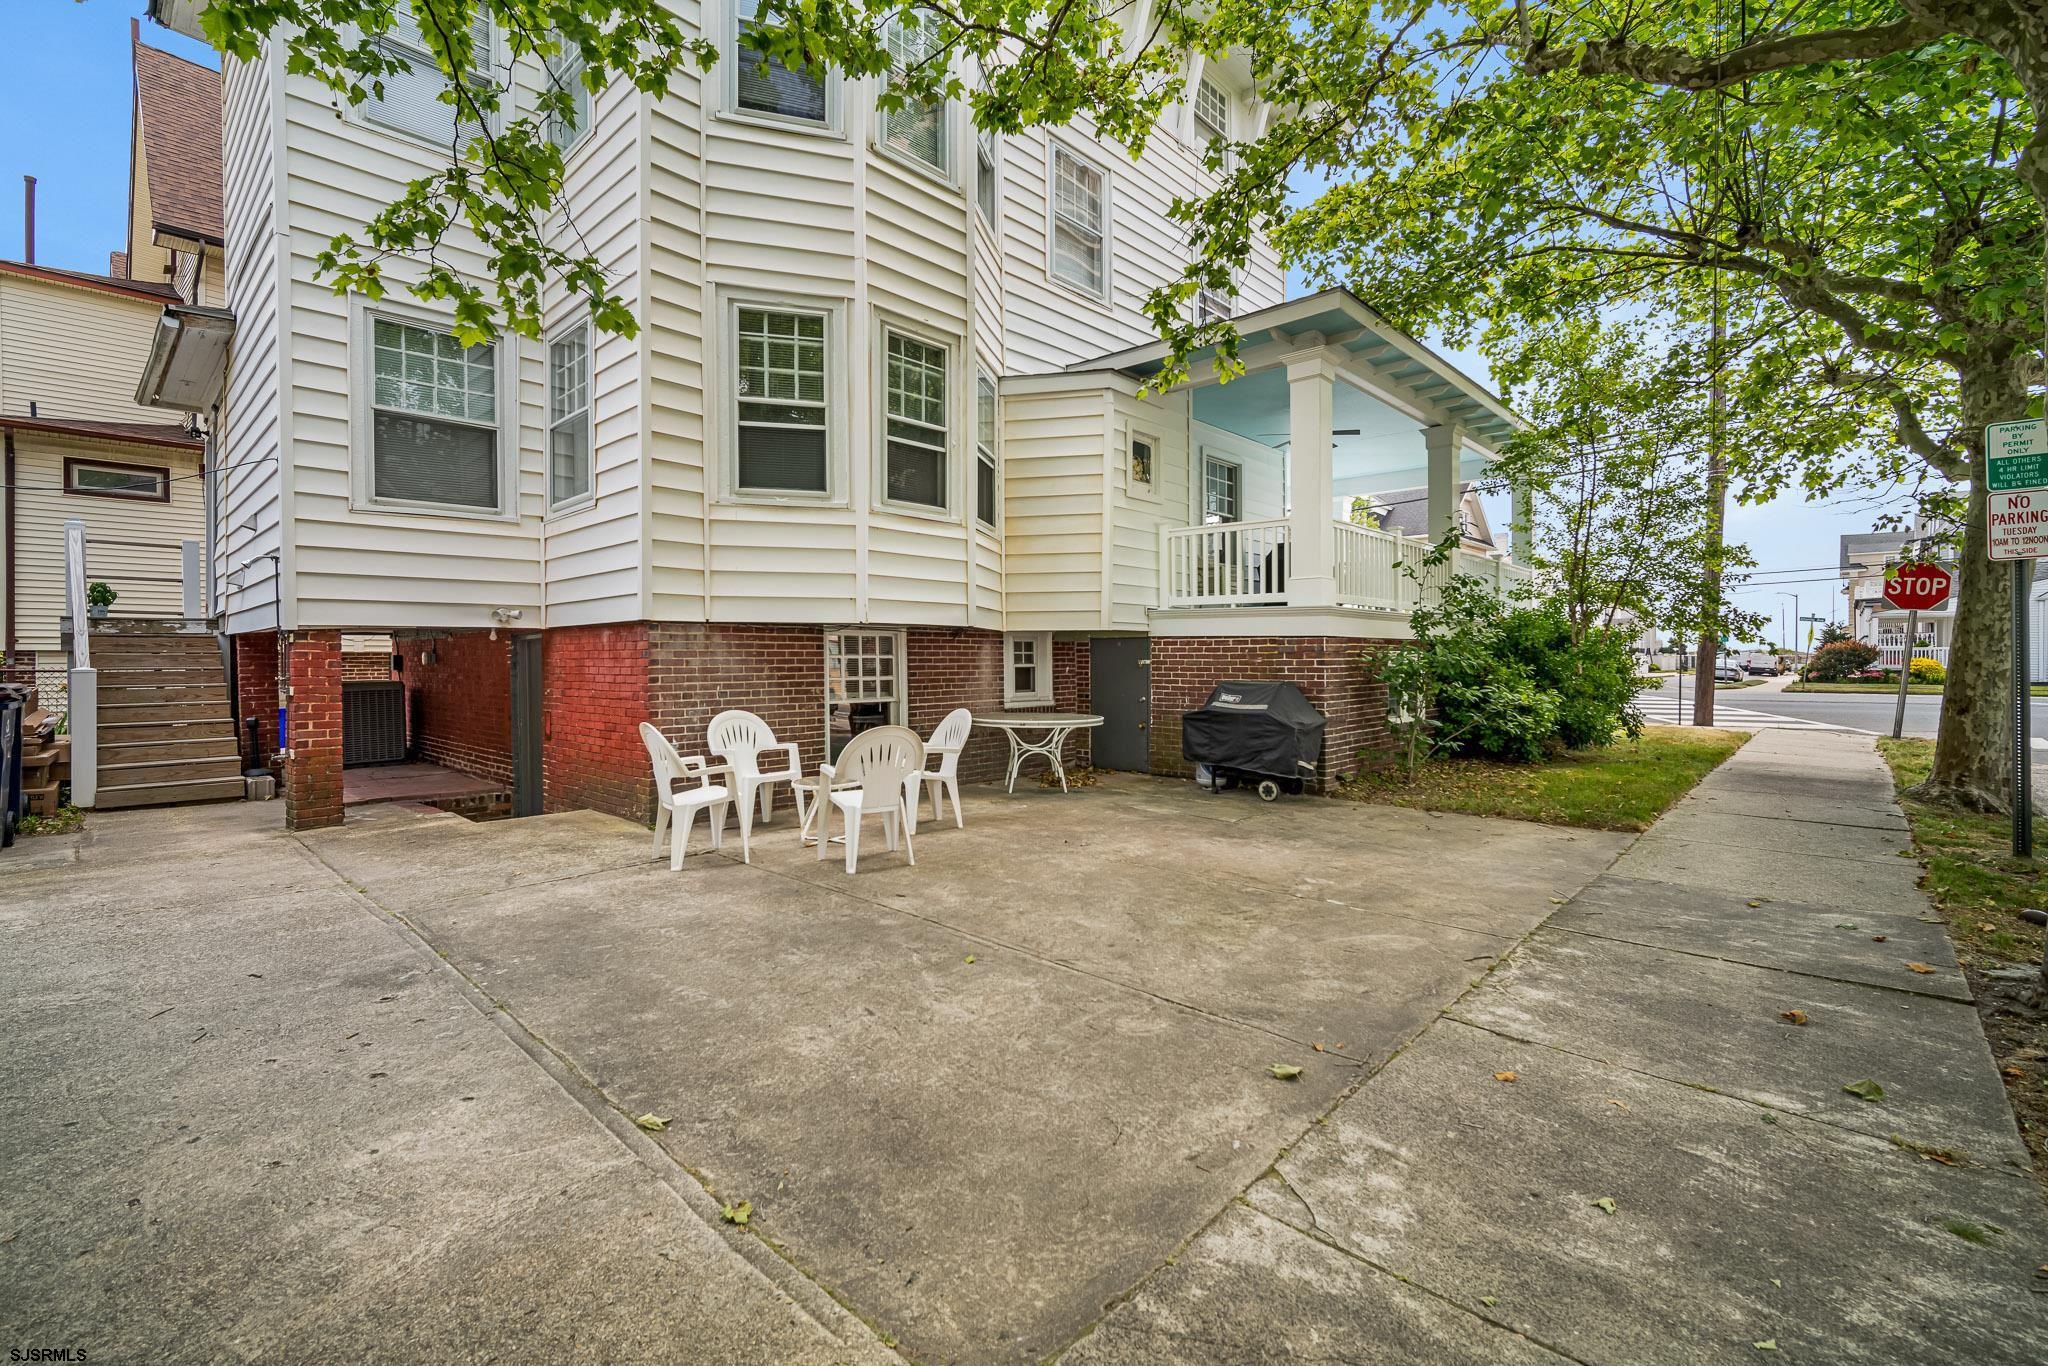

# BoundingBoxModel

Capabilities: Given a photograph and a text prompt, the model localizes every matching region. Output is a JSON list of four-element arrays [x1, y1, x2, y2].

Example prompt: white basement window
[[364, 10, 496, 148], [884, 329, 948, 511], [826, 628, 902, 758], [1005, 632, 1053, 706], [64, 458, 169, 502], [368, 316, 501, 511], [734, 0, 828, 125], [736, 306, 830, 495], [547, 325, 592, 509], [1049, 146, 1108, 298]]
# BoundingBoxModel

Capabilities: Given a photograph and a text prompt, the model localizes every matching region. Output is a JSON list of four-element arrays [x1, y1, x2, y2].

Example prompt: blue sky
[[4, 1, 1905, 647]]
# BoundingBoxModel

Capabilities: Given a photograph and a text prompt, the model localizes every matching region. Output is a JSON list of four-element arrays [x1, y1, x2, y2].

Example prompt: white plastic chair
[[640, 723, 731, 870], [816, 726, 924, 874], [706, 710, 803, 864], [906, 707, 972, 835]]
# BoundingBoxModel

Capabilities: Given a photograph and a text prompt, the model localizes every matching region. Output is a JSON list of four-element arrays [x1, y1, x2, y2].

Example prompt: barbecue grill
[[1181, 681, 1325, 801]]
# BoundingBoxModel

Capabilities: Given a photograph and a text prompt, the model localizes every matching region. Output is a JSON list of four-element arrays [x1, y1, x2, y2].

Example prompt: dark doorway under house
[[1091, 635, 1151, 772]]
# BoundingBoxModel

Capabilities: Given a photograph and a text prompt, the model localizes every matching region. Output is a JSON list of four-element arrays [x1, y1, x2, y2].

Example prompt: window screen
[[881, 18, 947, 172], [885, 331, 947, 509], [370, 317, 499, 508], [975, 372, 997, 527], [546, 43, 589, 150], [549, 328, 591, 506], [1193, 77, 1229, 143], [365, 10, 495, 148], [736, 0, 827, 123], [736, 307, 829, 493], [1050, 147, 1106, 296]]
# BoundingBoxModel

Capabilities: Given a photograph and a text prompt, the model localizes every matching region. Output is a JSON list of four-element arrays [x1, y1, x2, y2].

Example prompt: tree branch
[[1521, 17, 1949, 92]]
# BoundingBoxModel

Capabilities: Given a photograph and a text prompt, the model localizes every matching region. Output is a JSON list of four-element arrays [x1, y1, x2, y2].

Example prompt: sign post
[[1987, 418, 2045, 857]]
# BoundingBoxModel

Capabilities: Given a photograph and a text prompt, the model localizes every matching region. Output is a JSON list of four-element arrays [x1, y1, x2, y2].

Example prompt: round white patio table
[[971, 713, 1104, 794]]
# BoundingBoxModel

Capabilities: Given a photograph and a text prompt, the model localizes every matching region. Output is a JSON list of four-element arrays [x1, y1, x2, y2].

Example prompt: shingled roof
[[133, 36, 223, 247]]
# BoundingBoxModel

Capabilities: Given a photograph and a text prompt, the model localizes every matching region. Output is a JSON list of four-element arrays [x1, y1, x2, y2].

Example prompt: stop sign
[[1883, 560, 1953, 612]]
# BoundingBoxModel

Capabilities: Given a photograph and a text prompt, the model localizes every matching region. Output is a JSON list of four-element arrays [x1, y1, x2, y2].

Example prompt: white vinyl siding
[[878, 18, 948, 176], [547, 326, 591, 509], [732, 0, 830, 126], [1048, 145, 1108, 299], [735, 305, 831, 496], [362, 10, 496, 149], [883, 329, 948, 512]]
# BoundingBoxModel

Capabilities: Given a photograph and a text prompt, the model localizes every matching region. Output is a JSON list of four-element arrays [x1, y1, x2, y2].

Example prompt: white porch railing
[[1875, 637, 1948, 669], [1159, 517, 1293, 606], [1162, 518, 1534, 612]]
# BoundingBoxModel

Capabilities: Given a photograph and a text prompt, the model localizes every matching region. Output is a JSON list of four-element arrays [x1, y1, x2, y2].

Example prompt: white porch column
[[1424, 423, 1464, 545], [1286, 356, 1338, 607], [1511, 478, 1534, 563]]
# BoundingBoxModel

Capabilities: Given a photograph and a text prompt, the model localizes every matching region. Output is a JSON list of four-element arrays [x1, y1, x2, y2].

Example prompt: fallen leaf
[[1843, 1079, 1886, 1102], [720, 1200, 752, 1226], [1592, 1197, 1616, 1215], [1479, 1296, 1498, 1307], [1754, 1341, 1779, 1352], [1835, 923, 1858, 931], [1746, 899, 1762, 908], [1871, 935, 1887, 943], [1606, 1099, 1629, 1112], [1906, 962, 1935, 974], [1548, 896, 1566, 905], [1771, 1279, 1782, 1288], [1313, 1042, 1326, 1053], [634, 1114, 670, 1132], [1978, 922, 1997, 932], [963, 955, 976, 964], [2005, 1065, 2027, 1079], [1270, 1064, 1303, 1081], [1495, 1071, 1518, 1083], [1780, 1010, 1808, 1026]]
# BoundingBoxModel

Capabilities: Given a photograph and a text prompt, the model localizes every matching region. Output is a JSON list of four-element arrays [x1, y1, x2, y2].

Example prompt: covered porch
[[1088, 289, 1533, 618]]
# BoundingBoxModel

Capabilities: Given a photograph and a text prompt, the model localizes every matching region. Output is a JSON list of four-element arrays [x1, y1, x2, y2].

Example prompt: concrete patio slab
[[0, 803, 889, 1364], [1244, 1019, 2048, 1365], [1454, 927, 2028, 1165], [1062, 1203, 1567, 1365], [1552, 876, 1968, 1000]]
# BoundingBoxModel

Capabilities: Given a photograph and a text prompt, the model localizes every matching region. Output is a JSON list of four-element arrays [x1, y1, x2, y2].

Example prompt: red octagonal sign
[[1883, 561, 1953, 612]]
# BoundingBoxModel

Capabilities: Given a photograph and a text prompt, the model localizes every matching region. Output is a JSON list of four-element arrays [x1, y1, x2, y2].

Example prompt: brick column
[[282, 629, 343, 830], [233, 631, 281, 762]]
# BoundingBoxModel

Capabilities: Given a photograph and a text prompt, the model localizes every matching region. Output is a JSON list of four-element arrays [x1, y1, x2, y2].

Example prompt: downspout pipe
[[3, 428, 16, 667]]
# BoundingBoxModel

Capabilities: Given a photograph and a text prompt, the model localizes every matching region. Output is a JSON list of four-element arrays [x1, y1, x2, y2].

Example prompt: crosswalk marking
[[1632, 691, 1851, 732]]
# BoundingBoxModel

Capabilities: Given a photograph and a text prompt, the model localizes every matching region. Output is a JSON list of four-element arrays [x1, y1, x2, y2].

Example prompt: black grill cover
[[1181, 681, 1326, 780]]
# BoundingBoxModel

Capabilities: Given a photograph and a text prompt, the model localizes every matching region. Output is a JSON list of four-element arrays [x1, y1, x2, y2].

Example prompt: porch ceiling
[[1188, 365, 1492, 496], [1076, 287, 1524, 460]]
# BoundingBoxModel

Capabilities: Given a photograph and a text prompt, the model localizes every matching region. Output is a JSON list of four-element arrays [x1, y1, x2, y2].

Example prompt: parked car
[[1714, 663, 1745, 683], [1742, 660, 1783, 676]]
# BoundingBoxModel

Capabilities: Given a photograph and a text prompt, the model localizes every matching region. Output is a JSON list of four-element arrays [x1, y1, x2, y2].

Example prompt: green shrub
[[1805, 640, 1880, 681], [1375, 574, 1645, 767]]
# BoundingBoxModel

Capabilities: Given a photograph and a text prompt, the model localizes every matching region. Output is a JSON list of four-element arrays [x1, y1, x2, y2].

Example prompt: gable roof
[[1370, 483, 1492, 544], [0, 258, 179, 304], [133, 37, 223, 247]]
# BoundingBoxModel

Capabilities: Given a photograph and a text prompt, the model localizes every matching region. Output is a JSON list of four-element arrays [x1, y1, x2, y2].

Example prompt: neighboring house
[[144, 2, 1530, 830], [1839, 517, 1958, 665], [1364, 481, 1504, 557], [1, 32, 224, 691]]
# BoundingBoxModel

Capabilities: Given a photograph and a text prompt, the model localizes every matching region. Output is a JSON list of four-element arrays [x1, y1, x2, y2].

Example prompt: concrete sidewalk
[[1073, 730, 2048, 1363]]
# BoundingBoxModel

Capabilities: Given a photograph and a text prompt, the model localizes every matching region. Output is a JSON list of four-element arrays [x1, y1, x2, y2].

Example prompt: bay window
[[884, 329, 948, 511], [365, 314, 502, 512], [736, 306, 831, 495]]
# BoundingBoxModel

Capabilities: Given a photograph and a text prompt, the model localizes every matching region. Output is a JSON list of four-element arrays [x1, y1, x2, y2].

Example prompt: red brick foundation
[[0, 650, 36, 687], [398, 632, 513, 785], [233, 631, 280, 764], [541, 622, 1094, 825], [281, 630, 343, 830], [1149, 634, 1397, 787], [342, 651, 393, 681]]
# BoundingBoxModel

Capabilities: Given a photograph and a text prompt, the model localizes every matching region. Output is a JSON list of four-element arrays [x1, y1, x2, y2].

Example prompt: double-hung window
[[1049, 146, 1107, 298], [734, 0, 828, 125], [974, 371, 998, 527], [974, 128, 999, 226], [1005, 632, 1052, 706], [1193, 76, 1229, 145], [545, 40, 589, 151], [1202, 454, 1241, 524], [735, 306, 830, 496], [884, 329, 948, 511], [364, 10, 496, 148], [879, 17, 948, 175], [1194, 280, 1233, 325], [547, 326, 592, 509], [368, 316, 502, 512]]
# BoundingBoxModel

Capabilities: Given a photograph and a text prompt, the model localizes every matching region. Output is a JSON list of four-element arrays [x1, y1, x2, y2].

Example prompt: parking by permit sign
[[1988, 418, 2048, 492], [1989, 489, 2048, 561]]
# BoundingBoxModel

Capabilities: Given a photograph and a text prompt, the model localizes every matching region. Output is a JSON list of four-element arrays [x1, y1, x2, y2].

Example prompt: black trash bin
[[1181, 680, 1325, 801], [1, 693, 22, 847]]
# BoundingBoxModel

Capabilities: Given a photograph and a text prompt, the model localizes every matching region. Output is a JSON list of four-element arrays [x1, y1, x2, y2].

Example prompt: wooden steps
[[85, 621, 244, 810]]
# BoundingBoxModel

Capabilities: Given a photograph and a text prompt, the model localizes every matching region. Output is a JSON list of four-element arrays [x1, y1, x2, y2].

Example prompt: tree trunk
[[1693, 311, 1729, 727], [1911, 356, 2034, 810]]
